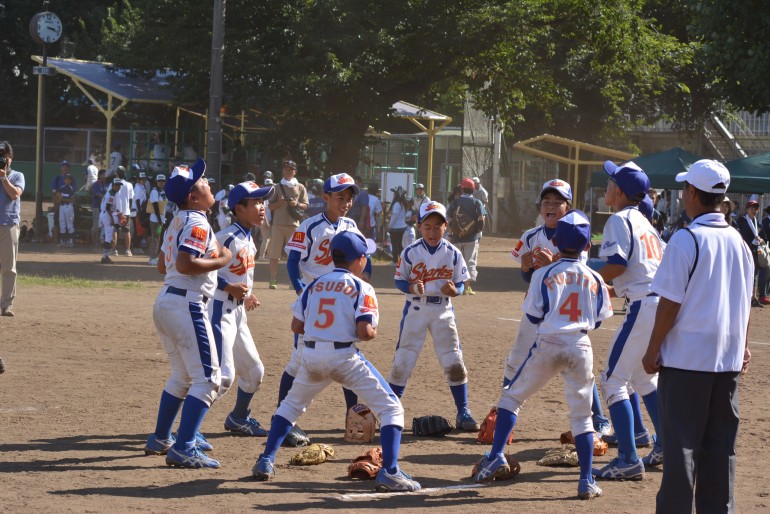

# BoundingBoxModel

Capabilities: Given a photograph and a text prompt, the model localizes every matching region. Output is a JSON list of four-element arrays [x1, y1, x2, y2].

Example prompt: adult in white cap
[[593, 160, 664, 482], [642, 159, 753, 512], [736, 194, 767, 307], [412, 183, 430, 211]]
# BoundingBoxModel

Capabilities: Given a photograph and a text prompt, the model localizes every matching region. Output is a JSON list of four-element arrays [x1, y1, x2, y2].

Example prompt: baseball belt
[[165, 285, 209, 304], [304, 341, 354, 350], [412, 296, 448, 304]]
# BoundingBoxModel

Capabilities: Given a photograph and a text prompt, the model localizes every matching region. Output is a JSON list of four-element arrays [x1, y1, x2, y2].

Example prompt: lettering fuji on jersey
[[543, 269, 601, 295], [285, 214, 359, 281], [396, 239, 469, 297]]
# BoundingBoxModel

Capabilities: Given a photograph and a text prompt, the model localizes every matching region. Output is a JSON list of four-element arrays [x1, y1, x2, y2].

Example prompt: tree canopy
[[2, 1, 766, 171]]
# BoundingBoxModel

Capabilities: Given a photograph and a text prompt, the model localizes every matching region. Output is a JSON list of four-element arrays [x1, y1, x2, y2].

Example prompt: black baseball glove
[[412, 415, 453, 437]]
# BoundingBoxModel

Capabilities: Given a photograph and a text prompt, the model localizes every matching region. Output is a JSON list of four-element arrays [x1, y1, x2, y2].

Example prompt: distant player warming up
[[252, 230, 421, 493], [388, 201, 480, 431], [472, 210, 612, 501], [143, 159, 232, 469], [209, 181, 274, 438]]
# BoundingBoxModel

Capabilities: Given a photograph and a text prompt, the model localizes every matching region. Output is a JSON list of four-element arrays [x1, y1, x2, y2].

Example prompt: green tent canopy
[[590, 147, 704, 190], [724, 153, 770, 194]]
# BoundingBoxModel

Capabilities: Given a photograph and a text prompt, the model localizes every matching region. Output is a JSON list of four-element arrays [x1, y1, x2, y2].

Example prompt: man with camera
[[0, 141, 25, 317], [267, 160, 308, 289]]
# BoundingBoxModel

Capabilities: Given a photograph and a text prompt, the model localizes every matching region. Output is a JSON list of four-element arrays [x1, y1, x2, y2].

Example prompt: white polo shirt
[[651, 212, 753, 372]]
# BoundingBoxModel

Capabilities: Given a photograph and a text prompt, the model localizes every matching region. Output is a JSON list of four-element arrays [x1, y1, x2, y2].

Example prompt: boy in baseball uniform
[[143, 158, 233, 469], [472, 210, 612, 500], [253, 230, 420, 493], [99, 178, 124, 264], [388, 201, 480, 431], [209, 181, 274, 438], [508, 179, 611, 436], [277, 173, 372, 437], [57, 173, 76, 247], [593, 161, 664, 481]]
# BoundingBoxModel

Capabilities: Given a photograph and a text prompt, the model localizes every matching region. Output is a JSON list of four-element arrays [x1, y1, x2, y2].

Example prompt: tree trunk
[[323, 122, 369, 176]]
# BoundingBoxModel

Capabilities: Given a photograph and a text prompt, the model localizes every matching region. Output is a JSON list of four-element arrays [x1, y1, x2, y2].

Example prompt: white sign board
[[380, 172, 414, 204]]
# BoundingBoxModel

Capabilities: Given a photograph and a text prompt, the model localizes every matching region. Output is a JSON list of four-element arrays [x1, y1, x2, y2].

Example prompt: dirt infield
[[1, 230, 769, 513]]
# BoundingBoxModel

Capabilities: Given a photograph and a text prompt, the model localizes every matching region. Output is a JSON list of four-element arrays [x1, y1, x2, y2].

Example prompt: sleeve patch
[[292, 231, 306, 243], [363, 295, 377, 309], [191, 226, 207, 241]]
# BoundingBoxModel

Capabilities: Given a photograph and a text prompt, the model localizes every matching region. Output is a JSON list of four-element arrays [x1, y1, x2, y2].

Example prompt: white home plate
[[338, 483, 488, 501]]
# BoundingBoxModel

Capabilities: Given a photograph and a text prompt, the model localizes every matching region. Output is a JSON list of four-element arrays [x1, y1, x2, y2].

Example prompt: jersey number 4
[[313, 298, 336, 329], [558, 292, 582, 322]]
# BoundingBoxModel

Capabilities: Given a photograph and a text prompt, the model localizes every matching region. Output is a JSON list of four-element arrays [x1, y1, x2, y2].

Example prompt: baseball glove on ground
[[289, 443, 335, 466], [559, 431, 608, 456], [477, 407, 514, 445], [470, 452, 521, 481], [537, 445, 579, 467], [412, 415, 453, 437], [344, 403, 378, 443], [347, 447, 383, 480], [282, 425, 310, 447]]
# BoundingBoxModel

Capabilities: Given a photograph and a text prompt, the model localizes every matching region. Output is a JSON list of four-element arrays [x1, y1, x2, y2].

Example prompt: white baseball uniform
[[499, 258, 612, 436], [281, 213, 360, 376], [100, 189, 121, 244], [154, 210, 221, 405], [389, 238, 470, 387], [215, 188, 231, 230], [505, 225, 588, 381], [209, 222, 264, 398], [275, 268, 404, 428], [599, 206, 664, 406]]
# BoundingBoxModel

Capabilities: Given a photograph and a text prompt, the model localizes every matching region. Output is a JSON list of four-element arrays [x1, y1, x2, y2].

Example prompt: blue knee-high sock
[[380, 424, 402, 474], [490, 408, 517, 456], [574, 431, 594, 481], [642, 391, 662, 446], [449, 383, 468, 413], [630, 392, 647, 435], [262, 415, 293, 461], [174, 396, 209, 450], [231, 387, 254, 419], [591, 383, 609, 425], [389, 383, 405, 398], [343, 387, 358, 411], [609, 400, 638, 463], [153, 391, 183, 440], [277, 371, 295, 408]]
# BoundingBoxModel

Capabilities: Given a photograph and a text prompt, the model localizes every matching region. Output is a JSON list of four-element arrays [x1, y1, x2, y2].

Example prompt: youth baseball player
[[472, 210, 612, 501], [253, 230, 420, 492], [593, 161, 664, 481], [388, 200, 480, 431], [147, 174, 167, 266], [209, 181, 274, 438], [214, 183, 232, 230], [143, 158, 233, 469], [277, 173, 372, 433], [99, 178, 124, 264], [57, 174, 76, 247], [508, 179, 611, 436]]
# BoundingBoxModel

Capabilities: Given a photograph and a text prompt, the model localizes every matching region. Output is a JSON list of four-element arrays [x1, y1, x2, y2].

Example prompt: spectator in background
[[387, 186, 410, 265], [57, 174, 76, 247], [348, 175, 370, 230], [52, 160, 76, 244], [108, 142, 124, 179], [367, 183, 383, 240], [412, 183, 430, 212], [0, 141, 24, 317], [267, 160, 308, 289], [258, 178, 273, 261], [762, 205, 770, 304], [114, 166, 134, 256], [447, 178, 486, 295], [85, 158, 99, 190], [149, 133, 167, 173], [719, 196, 738, 229], [647, 188, 666, 233], [472, 177, 489, 232], [147, 174, 167, 266], [91, 169, 106, 245], [232, 139, 247, 179], [306, 183, 326, 218], [736, 196, 767, 307]]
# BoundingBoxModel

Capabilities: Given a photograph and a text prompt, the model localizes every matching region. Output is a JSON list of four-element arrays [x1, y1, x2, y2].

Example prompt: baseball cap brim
[[227, 182, 274, 211]]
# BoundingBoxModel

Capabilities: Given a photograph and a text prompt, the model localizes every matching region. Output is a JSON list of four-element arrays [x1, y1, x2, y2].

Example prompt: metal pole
[[491, 118, 501, 233], [207, 0, 226, 183], [33, 44, 47, 240], [427, 119, 435, 197]]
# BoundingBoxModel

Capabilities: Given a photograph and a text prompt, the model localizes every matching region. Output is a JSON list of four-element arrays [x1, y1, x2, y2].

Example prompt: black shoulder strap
[[278, 183, 290, 200], [681, 227, 699, 286]]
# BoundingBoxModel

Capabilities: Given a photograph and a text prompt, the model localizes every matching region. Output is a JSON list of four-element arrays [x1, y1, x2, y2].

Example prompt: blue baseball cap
[[604, 160, 650, 202], [131, 163, 142, 171], [638, 194, 655, 222], [553, 209, 591, 254], [60, 160, 69, 167], [164, 157, 206, 205], [323, 173, 360, 194], [227, 181, 274, 210], [330, 228, 377, 261]]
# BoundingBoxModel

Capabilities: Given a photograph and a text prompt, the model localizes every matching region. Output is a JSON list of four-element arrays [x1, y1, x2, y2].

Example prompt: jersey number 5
[[558, 292, 582, 322], [313, 298, 336, 329]]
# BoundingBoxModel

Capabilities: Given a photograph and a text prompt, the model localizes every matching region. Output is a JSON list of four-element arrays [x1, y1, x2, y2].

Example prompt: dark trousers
[[656, 366, 740, 514]]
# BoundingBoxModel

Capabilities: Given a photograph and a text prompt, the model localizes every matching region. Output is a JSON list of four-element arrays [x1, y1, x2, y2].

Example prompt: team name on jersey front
[[286, 214, 358, 280], [409, 262, 454, 283]]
